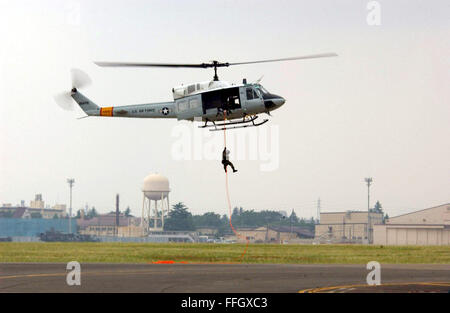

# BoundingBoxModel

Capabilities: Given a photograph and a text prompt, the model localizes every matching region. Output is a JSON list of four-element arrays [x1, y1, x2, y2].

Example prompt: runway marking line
[[148, 261, 240, 265], [1, 262, 252, 280], [0, 269, 177, 280], [298, 281, 450, 293], [181, 261, 240, 264]]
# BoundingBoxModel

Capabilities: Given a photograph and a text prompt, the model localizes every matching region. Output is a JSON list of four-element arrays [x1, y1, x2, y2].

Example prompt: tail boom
[[71, 89, 176, 118], [71, 89, 100, 116]]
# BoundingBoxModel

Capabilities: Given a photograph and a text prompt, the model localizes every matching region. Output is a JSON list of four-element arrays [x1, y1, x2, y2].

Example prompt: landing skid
[[199, 116, 258, 128], [199, 115, 269, 132]]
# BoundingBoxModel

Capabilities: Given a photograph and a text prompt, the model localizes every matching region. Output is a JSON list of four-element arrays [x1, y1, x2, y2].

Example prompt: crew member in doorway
[[222, 147, 237, 173]]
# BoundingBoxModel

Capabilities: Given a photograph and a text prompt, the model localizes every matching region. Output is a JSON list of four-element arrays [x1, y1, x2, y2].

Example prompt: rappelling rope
[[223, 110, 249, 262]]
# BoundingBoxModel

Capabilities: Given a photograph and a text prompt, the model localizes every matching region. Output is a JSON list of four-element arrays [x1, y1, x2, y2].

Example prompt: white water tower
[[141, 173, 170, 233]]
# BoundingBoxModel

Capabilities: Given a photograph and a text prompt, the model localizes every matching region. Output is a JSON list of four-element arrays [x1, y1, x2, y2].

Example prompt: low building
[[0, 195, 67, 219], [315, 211, 383, 243], [30, 194, 45, 209], [0, 206, 67, 219], [0, 218, 77, 239], [373, 203, 450, 245], [77, 213, 140, 237], [28, 208, 67, 219], [234, 226, 314, 243], [118, 224, 145, 237], [196, 227, 219, 236]]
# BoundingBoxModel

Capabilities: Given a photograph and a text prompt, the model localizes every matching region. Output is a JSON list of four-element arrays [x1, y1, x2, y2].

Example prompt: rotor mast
[[211, 60, 229, 81], [213, 61, 219, 81]]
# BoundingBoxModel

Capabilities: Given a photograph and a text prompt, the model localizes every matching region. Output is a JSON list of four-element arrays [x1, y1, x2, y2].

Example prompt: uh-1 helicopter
[[55, 53, 337, 131]]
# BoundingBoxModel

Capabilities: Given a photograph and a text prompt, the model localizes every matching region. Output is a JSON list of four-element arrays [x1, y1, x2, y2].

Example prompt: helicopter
[[55, 53, 337, 131]]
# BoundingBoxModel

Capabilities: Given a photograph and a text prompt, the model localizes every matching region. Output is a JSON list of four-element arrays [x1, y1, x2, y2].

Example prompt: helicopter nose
[[263, 94, 286, 108], [272, 97, 285, 106], [264, 94, 285, 109]]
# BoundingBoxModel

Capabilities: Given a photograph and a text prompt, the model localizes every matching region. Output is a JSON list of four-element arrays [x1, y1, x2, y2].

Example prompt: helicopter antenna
[[95, 53, 337, 81]]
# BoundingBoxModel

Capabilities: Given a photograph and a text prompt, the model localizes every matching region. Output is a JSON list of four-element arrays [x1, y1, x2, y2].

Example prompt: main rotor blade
[[94, 53, 338, 70], [228, 53, 338, 66], [95, 61, 210, 68]]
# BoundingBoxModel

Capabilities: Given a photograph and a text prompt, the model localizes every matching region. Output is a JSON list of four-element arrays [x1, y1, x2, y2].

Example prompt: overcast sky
[[0, 0, 449, 218]]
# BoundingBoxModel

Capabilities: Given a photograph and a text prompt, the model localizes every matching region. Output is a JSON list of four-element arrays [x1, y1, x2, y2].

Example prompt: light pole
[[364, 177, 373, 243], [317, 197, 321, 224], [67, 178, 75, 233], [289, 210, 293, 240]]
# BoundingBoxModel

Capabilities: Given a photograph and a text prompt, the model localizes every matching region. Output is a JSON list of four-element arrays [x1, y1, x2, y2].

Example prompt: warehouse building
[[0, 195, 67, 219], [315, 211, 383, 243], [0, 206, 67, 219], [0, 218, 76, 240], [77, 213, 141, 237], [233, 226, 314, 244], [373, 203, 450, 245]]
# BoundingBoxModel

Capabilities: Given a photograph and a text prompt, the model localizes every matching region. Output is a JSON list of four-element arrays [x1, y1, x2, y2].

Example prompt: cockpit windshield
[[255, 84, 270, 95]]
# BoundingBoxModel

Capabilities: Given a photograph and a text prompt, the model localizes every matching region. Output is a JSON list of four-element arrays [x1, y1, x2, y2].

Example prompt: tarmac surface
[[0, 263, 449, 293]]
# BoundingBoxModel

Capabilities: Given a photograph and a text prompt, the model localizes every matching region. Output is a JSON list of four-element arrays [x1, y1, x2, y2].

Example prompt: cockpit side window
[[246, 88, 254, 100], [256, 85, 270, 95]]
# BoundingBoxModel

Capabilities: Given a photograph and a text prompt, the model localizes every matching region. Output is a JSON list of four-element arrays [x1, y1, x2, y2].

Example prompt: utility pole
[[289, 209, 293, 240], [317, 198, 321, 224], [115, 194, 120, 237], [364, 177, 373, 243], [67, 178, 75, 234]]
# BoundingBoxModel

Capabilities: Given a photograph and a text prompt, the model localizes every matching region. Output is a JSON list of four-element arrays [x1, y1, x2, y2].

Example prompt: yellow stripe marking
[[0, 270, 175, 280], [298, 281, 450, 293]]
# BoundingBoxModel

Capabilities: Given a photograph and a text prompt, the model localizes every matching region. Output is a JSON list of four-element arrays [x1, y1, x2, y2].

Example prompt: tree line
[[164, 202, 316, 236]]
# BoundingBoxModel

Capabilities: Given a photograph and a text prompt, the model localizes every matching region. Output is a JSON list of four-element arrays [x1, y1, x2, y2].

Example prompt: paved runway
[[0, 263, 449, 293]]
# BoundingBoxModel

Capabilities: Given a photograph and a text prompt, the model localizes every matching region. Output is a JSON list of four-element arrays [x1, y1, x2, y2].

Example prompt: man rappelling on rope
[[221, 109, 237, 173], [222, 109, 247, 262], [222, 147, 238, 173]]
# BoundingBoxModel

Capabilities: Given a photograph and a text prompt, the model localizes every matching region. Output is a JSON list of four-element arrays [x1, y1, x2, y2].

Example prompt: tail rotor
[[54, 68, 92, 111]]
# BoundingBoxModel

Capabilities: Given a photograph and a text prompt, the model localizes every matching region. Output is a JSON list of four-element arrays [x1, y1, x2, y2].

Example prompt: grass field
[[0, 242, 449, 264]]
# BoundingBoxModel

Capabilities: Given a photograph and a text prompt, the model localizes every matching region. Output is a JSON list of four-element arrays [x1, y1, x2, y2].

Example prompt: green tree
[[289, 209, 299, 224], [188, 207, 319, 235], [86, 207, 98, 219], [164, 202, 195, 231], [373, 201, 383, 213], [124, 207, 131, 217], [215, 214, 232, 237], [193, 212, 222, 228]]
